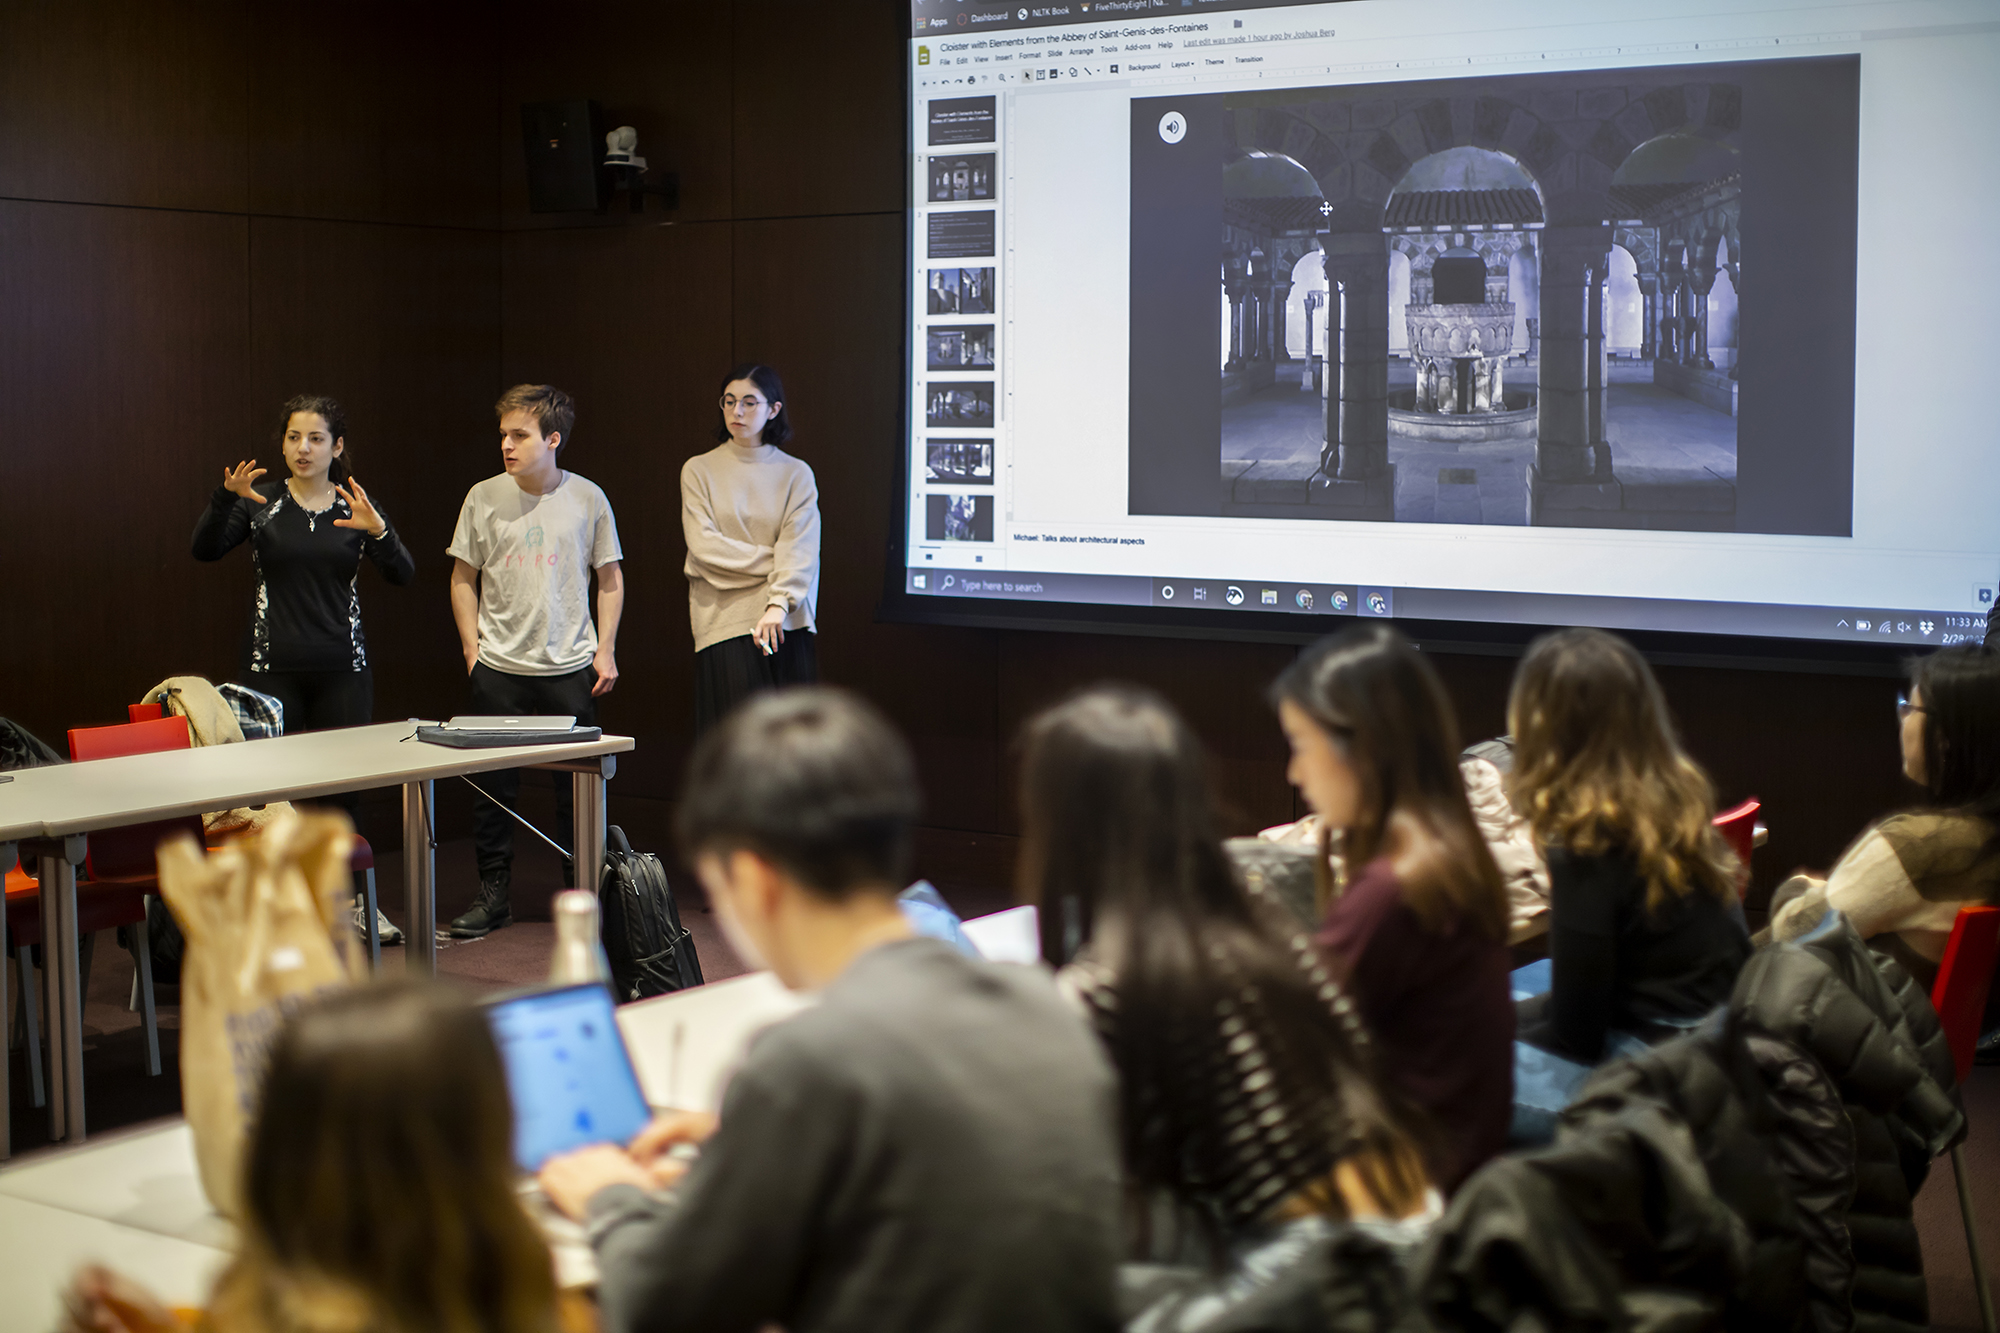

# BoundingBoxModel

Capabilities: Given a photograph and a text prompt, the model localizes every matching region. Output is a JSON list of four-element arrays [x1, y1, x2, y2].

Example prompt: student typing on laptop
[[537, 688, 1122, 1333]]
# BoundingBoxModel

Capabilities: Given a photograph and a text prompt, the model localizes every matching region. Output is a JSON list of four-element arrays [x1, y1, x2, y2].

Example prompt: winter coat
[[1732, 912, 1964, 1333]]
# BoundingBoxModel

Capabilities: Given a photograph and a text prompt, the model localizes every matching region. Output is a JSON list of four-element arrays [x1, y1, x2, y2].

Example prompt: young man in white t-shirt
[[445, 384, 625, 937]]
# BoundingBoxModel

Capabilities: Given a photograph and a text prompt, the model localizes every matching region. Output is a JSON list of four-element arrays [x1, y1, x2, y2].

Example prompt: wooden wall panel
[[247, 217, 505, 729], [731, 211, 1007, 832], [0, 0, 250, 212], [731, 0, 904, 219], [248, 3, 501, 228], [0, 200, 253, 745], [497, 0, 736, 228], [499, 220, 737, 801]]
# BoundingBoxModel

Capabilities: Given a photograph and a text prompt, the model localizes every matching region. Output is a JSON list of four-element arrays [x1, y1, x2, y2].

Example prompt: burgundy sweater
[[1313, 856, 1514, 1191]]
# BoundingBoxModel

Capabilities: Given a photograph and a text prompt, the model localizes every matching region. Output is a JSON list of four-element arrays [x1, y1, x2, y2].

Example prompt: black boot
[[450, 874, 512, 939]]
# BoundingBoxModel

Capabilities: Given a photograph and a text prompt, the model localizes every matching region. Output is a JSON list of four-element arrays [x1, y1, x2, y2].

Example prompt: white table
[[0, 721, 633, 1153]]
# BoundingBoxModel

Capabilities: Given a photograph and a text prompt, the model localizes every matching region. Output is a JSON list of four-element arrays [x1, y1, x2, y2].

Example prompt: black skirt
[[694, 630, 818, 734]]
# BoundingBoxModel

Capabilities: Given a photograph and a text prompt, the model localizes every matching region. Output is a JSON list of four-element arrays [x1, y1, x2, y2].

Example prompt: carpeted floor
[[8, 827, 1995, 1327]]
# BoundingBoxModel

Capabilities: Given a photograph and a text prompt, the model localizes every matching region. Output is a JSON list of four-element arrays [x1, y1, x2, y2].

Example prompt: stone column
[[1638, 276, 1657, 360], [1224, 282, 1247, 369], [1585, 264, 1608, 452], [1535, 224, 1611, 483], [1691, 273, 1713, 369], [1273, 279, 1293, 362], [1322, 233, 1390, 481]]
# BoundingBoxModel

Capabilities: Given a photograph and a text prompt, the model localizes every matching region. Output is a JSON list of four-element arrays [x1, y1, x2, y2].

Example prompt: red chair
[[1712, 797, 1767, 899], [1933, 904, 2000, 1333], [7, 717, 194, 1107]]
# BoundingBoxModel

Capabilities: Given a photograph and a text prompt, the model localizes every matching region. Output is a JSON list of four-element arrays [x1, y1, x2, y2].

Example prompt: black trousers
[[694, 630, 817, 735], [255, 667, 373, 817], [467, 661, 598, 883]]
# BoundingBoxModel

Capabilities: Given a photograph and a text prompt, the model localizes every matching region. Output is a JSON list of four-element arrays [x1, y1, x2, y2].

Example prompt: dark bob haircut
[[714, 363, 792, 446], [674, 687, 919, 898]]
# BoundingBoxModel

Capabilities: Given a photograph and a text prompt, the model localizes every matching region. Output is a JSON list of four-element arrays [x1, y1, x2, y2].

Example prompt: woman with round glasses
[[1764, 643, 2000, 994], [681, 363, 821, 732]]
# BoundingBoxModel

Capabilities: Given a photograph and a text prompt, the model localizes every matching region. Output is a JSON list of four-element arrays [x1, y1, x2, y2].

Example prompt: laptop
[[418, 715, 603, 748], [483, 982, 652, 1174]]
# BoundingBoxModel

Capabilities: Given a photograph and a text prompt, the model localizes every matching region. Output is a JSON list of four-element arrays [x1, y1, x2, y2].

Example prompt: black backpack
[[598, 825, 703, 1002]]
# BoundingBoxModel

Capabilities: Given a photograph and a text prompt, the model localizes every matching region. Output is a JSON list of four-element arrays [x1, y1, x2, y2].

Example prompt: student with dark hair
[[1505, 628, 1750, 1064], [192, 393, 414, 944], [1018, 686, 1434, 1259], [1270, 625, 1514, 1191], [448, 384, 625, 937], [192, 394, 414, 732], [1766, 643, 2000, 993], [681, 363, 820, 733], [539, 687, 1121, 1333], [62, 980, 584, 1333]]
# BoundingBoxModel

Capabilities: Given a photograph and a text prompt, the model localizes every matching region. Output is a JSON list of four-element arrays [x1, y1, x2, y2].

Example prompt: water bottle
[[549, 889, 611, 986]]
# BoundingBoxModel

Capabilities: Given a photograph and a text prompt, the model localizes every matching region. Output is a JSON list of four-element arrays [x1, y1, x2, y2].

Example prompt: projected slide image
[[927, 324, 995, 370], [929, 153, 997, 203], [928, 267, 995, 315], [927, 211, 996, 259], [926, 382, 994, 428], [926, 493, 995, 542], [929, 95, 996, 146], [926, 438, 994, 484], [1130, 57, 1859, 537]]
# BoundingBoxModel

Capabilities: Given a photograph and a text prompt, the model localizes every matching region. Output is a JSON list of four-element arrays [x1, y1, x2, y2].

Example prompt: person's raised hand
[[538, 1143, 654, 1221], [331, 479, 387, 538], [627, 1109, 719, 1165], [60, 1265, 179, 1333], [222, 460, 268, 504]]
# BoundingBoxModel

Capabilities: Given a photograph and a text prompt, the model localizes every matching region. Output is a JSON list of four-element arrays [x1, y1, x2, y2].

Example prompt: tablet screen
[[486, 984, 652, 1173]]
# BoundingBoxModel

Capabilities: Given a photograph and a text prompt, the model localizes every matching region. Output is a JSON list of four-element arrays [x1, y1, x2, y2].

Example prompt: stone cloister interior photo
[[1213, 60, 1840, 531]]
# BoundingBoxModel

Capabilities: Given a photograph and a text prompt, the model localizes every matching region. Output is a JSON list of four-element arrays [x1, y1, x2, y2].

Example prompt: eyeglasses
[[720, 395, 766, 414], [1896, 695, 1927, 720]]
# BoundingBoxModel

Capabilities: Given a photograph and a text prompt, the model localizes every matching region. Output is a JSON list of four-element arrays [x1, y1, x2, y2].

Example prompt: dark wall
[[2, 0, 1915, 905]]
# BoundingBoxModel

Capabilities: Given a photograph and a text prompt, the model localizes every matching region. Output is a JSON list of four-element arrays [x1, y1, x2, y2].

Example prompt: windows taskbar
[[900, 567, 1988, 648]]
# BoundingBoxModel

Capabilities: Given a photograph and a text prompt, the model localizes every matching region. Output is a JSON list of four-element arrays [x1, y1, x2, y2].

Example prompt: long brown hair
[[1017, 686, 1428, 1230], [208, 980, 560, 1333], [1506, 628, 1734, 910], [1270, 625, 1508, 941]]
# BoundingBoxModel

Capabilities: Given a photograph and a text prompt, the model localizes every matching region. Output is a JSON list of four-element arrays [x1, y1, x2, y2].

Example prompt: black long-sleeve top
[[1537, 847, 1751, 1063], [191, 483, 414, 673]]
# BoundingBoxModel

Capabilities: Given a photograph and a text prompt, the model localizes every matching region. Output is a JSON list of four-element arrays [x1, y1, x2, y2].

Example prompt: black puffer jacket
[[1419, 1100, 1752, 1331], [1560, 1014, 1826, 1332], [1732, 914, 1964, 1333]]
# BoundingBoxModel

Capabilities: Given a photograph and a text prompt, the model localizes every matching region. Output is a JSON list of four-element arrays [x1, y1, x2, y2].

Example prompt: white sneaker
[[351, 898, 405, 947]]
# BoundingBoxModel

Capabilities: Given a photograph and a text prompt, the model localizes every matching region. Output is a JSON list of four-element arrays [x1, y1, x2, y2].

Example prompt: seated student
[[63, 980, 583, 1333], [538, 687, 1121, 1333], [1017, 687, 1434, 1261], [1765, 643, 2000, 994], [1270, 625, 1515, 1192], [1505, 628, 1750, 1065]]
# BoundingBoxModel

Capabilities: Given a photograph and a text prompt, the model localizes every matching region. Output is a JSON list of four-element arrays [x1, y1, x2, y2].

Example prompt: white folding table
[[0, 721, 633, 1154]]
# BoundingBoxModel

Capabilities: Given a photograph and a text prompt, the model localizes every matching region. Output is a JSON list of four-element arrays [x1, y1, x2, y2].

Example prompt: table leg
[[43, 835, 87, 1143], [403, 780, 436, 975], [572, 760, 609, 895]]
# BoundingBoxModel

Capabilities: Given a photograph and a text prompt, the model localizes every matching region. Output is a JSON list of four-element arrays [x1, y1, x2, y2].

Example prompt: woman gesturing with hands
[[193, 395, 415, 942]]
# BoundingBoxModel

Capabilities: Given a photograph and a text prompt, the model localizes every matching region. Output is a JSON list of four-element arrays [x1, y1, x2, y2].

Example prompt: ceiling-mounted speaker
[[521, 99, 608, 213]]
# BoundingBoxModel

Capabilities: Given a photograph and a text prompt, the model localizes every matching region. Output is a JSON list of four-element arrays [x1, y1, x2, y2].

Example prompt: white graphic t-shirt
[[447, 472, 623, 676]]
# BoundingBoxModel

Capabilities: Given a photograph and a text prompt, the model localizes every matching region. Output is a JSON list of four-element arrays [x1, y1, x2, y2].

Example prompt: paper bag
[[157, 807, 360, 1217]]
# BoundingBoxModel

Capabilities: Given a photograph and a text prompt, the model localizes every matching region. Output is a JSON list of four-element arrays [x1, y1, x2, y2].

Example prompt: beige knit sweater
[[680, 442, 821, 653]]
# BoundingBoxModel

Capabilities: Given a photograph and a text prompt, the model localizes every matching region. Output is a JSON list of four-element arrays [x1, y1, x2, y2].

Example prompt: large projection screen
[[892, 0, 2000, 663]]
